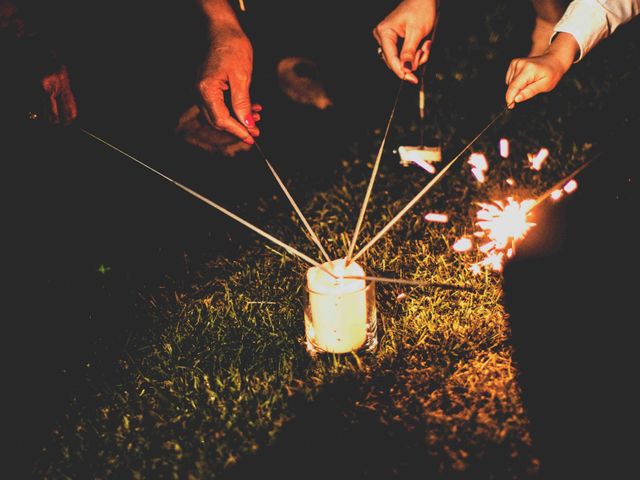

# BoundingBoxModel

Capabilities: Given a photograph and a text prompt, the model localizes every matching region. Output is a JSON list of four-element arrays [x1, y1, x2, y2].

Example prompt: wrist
[[546, 32, 579, 73]]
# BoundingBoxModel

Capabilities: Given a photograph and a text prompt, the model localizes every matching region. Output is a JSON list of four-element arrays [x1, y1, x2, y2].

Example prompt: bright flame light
[[452, 237, 473, 252], [468, 153, 489, 184], [506, 177, 516, 187], [468, 152, 488, 170], [412, 158, 436, 174], [551, 189, 564, 201], [424, 213, 449, 223], [499, 138, 510, 158], [528, 148, 549, 171], [471, 197, 536, 273], [563, 179, 578, 194]]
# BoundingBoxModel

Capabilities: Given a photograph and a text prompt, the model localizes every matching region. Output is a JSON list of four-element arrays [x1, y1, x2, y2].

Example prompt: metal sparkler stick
[[529, 158, 596, 210], [253, 140, 331, 263], [79, 128, 337, 276], [345, 76, 406, 264], [345, 275, 474, 292], [418, 9, 440, 148], [351, 105, 511, 263]]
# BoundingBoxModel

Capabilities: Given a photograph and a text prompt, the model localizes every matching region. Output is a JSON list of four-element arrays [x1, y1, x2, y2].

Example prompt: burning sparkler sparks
[[424, 213, 449, 223], [499, 138, 509, 158], [452, 237, 473, 252], [468, 152, 489, 183], [528, 148, 549, 171], [470, 197, 536, 273], [550, 189, 563, 201], [563, 179, 578, 194]]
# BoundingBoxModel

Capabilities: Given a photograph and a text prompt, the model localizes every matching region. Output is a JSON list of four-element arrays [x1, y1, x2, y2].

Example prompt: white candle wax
[[305, 259, 368, 353]]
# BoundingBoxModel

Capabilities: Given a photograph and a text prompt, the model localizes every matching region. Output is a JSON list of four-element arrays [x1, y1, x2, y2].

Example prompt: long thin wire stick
[[529, 158, 596, 210], [80, 128, 333, 274], [352, 106, 510, 263], [345, 275, 474, 292], [254, 140, 331, 263], [345, 77, 405, 264]]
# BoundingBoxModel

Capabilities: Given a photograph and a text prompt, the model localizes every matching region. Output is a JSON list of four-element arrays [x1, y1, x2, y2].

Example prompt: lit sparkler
[[563, 179, 578, 194], [468, 152, 488, 183], [452, 237, 473, 252], [471, 197, 536, 273]]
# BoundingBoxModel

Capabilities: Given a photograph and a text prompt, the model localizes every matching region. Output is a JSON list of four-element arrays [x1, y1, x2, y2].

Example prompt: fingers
[[374, 27, 404, 80], [48, 94, 60, 124], [399, 27, 423, 71], [199, 78, 254, 144], [229, 71, 259, 138], [60, 90, 78, 126], [416, 40, 432, 67], [505, 60, 534, 106]]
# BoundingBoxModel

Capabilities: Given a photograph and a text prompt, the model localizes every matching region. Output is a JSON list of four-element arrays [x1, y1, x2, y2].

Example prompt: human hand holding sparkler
[[505, 32, 578, 107], [198, 0, 260, 144], [373, 0, 436, 84]]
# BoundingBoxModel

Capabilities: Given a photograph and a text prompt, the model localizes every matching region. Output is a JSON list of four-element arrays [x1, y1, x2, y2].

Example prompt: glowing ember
[[468, 152, 488, 170], [396, 292, 407, 301], [506, 177, 516, 186], [499, 138, 510, 158], [471, 168, 486, 183], [550, 189, 564, 200], [412, 158, 436, 174], [563, 179, 578, 194], [452, 237, 473, 252], [528, 148, 549, 171], [471, 197, 536, 273], [470, 264, 482, 275], [468, 153, 488, 183], [424, 213, 449, 223]]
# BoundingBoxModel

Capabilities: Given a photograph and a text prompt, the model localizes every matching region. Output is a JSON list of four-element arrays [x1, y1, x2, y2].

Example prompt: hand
[[373, 0, 437, 84], [505, 32, 578, 106], [41, 65, 78, 125], [198, 26, 259, 143]]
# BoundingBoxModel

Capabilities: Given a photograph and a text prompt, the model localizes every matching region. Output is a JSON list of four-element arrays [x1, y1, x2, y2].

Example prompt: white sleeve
[[552, 0, 640, 61]]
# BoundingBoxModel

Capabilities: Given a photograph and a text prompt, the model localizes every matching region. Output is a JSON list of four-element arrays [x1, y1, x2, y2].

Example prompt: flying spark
[[499, 138, 510, 158], [468, 153, 489, 183], [452, 237, 473, 252], [424, 213, 449, 223], [528, 148, 549, 171], [563, 179, 578, 194]]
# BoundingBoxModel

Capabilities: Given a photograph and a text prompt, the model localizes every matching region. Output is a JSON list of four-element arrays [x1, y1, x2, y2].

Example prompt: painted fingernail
[[244, 114, 256, 128]]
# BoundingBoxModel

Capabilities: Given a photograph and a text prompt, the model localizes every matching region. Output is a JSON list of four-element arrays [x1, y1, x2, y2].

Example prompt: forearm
[[198, 0, 242, 31]]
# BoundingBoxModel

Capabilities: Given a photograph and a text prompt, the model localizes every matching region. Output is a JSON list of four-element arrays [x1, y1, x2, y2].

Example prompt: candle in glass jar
[[305, 259, 368, 353]]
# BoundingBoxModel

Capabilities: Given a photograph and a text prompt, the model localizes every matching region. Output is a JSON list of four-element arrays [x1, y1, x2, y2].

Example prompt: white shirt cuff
[[553, 0, 609, 62]]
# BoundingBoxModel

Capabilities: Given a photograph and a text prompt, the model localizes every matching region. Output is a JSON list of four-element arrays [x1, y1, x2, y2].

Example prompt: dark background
[[2, 1, 637, 477]]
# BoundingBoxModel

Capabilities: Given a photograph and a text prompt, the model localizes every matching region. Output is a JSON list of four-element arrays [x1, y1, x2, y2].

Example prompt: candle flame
[[452, 237, 473, 252], [499, 138, 510, 158], [563, 179, 578, 194], [424, 212, 449, 223], [528, 148, 549, 171]]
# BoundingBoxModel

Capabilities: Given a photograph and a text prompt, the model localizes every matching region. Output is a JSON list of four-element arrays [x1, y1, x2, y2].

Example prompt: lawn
[[31, 2, 639, 478]]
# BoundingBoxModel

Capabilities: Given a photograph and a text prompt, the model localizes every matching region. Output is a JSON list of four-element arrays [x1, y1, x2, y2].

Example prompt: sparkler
[[345, 77, 405, 264], [528, 148, 549, 171], [254, 140, 331, 262], [351, 105, 511, 264], [467, 159, 594, 273], [80, 129, 329, 274]]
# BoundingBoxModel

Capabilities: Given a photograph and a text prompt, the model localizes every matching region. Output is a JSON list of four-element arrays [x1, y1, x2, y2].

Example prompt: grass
[[34, 2, 638, 478]]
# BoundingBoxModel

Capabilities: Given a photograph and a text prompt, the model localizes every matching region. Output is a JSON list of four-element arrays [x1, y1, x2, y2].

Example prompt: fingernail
[[243, 136, 254, 145], [244, 114, 255, 128]]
